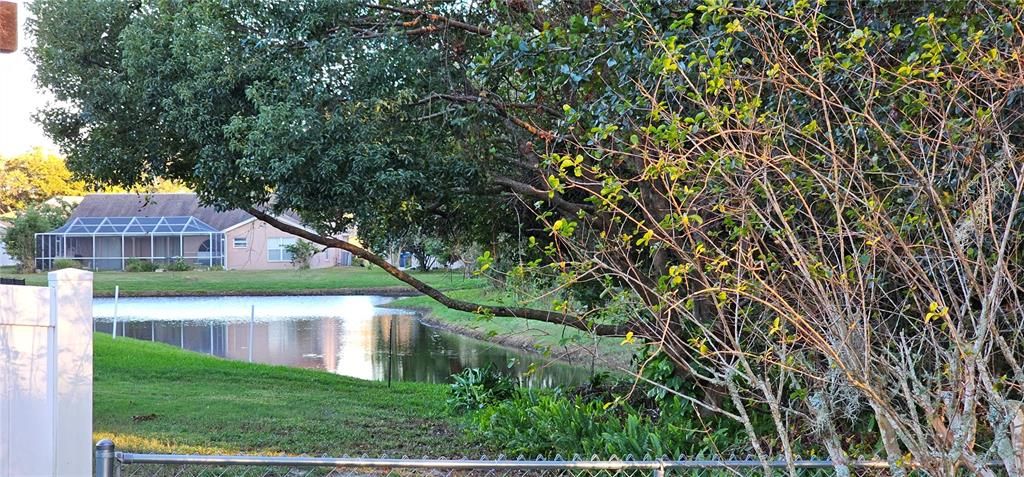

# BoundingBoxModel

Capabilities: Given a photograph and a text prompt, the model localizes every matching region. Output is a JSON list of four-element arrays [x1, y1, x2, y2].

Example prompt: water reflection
[[93, 296, 591, 387]]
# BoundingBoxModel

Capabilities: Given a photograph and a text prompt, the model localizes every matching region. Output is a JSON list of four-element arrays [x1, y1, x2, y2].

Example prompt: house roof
[[68, 194, 264, 231], [48, 216, 222, 235]]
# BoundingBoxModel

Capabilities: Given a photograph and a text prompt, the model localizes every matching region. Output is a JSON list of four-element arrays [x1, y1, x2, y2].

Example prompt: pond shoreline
[[390, 304, 620, 371], [93, 287, 423, 298], [93, 291, 624, 372]]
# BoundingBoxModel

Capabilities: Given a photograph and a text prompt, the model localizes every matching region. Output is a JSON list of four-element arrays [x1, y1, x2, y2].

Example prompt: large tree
[[30, 0, 1024, 473], [0, 148, 87, 214]]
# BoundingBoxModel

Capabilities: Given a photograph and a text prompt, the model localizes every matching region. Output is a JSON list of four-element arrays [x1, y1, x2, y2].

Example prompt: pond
[[92, 295, 594, 387]]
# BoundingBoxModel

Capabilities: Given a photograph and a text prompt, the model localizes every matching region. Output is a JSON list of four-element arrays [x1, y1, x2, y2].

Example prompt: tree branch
[[492, 176, 594, 215], [413, 92, 559, 141], [245, 207, 627, 336], [361, 3, 493, 36]]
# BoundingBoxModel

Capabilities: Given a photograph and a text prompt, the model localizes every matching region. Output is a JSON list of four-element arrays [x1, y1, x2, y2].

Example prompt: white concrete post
[[0, 268, 93, 477], [50, 269, 94, 476]]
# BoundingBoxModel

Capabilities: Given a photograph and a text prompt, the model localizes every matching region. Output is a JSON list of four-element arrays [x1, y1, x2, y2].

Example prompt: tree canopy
[[29, 0, 1024, 473], [0, 148, 86, 215]]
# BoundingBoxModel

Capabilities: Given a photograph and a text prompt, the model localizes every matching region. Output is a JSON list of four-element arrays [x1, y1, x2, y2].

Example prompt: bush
[[2, 204, 69, 272], [285, 240, 317, 269], [474, 393, 744, 458], [125, 259, 158, 272], [52, 258, 82, 270], [166, 258, 193, 271], [447, 365, 518, 412]]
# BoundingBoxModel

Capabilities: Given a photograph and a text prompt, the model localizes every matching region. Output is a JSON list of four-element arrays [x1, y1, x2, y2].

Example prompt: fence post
[[248, 305, 255, 362], [94, 439, 115, 477], [652, 461, 665, 477], [112, 285, 119, 339]]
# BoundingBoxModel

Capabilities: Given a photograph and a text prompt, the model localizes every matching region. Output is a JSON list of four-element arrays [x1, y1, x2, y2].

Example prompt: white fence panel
[[0, 269, 93, 477]]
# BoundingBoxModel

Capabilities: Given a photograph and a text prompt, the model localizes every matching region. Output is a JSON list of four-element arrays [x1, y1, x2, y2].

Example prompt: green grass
[[4, 267, 480, 297], [94, 334, 481, 456], [387, 289, 637, 369]]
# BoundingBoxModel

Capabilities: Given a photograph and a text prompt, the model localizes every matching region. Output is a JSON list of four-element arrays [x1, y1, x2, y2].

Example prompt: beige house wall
[[224, 219, 339, 270]]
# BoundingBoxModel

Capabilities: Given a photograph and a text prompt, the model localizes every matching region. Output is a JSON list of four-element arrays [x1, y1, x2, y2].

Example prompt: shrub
[[125, 259, 158, 272], [474, 393, 744, 458], [166, 258, 193, 271], [52, 258, 82, 270], [2, 204, 69, 272], [285, 240, 317, 269], [447, 365, 518, 412]]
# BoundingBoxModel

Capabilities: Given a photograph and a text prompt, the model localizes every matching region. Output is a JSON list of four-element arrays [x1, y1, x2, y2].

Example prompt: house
[[35, 193, 354, 271], [0, 220, 16, 267]]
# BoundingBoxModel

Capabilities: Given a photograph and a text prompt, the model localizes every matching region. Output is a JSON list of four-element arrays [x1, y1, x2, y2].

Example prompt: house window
[[233, 237, 248, 248], [267, 237, 296, 262]]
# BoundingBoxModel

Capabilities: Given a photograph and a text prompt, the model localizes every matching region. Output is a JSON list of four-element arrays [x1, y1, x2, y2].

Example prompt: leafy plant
[[474, 392, 742, 458], [285, 240, 317, 270], [125, 258, 158, 272], [166, 258, 193, 272], [52, 258, 82, 270], [2, 203, 69, 272], [447, 365, 518, 412]]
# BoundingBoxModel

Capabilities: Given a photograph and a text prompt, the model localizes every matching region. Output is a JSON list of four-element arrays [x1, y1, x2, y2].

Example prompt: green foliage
[[52, 258, 82, 270], [285, 240, 317, 270], [166, 258, 193, 272], [125, 258, 159, 272], [2, 204, 68, 272], [447, 365, 518, 412], [28, 0, 504, 251], [474, 392, 742, 458], [0, 148, 87, 214], [29, 0, 1024, 467]]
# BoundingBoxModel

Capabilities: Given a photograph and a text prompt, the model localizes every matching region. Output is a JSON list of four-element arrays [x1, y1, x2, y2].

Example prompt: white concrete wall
[[0, 269, 93, 477]]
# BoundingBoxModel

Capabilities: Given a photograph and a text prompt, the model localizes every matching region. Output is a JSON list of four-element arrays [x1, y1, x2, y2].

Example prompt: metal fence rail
[[95, 440, 917, 477]]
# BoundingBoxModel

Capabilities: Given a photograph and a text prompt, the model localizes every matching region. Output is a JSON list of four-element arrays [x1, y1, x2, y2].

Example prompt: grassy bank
[[94, 334, 480, 456], [3, 267, 479, 297], [387, 289, 637, 370]]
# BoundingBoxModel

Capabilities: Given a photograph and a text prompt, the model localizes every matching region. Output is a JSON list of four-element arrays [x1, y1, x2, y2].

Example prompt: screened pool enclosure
[[36, 216, 226, 271]]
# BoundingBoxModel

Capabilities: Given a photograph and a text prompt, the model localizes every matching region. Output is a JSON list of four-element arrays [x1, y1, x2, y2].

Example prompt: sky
[[0, 0, 58, 156]]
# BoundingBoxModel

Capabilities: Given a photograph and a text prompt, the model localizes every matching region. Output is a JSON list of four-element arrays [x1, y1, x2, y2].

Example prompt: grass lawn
[[388, 289, 637, 370], [94, 334, 481, 456], [2, 266, 480, 297]]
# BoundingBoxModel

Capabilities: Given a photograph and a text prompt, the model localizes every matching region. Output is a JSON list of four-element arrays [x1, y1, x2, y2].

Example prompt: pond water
[[93, 295, 593, 387]]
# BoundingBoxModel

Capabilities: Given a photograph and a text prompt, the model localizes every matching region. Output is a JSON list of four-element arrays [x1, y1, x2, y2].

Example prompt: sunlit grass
[[94, 334, 482, 456], [8, 267, 481, 297], [387, 289, 637, 370]]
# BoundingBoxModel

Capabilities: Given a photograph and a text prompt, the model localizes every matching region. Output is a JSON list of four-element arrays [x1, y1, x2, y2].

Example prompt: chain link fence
[[97, 440, 922, 477]]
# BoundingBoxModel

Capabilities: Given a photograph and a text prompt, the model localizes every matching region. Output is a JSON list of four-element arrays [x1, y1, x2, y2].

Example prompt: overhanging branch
[[361, 4, 493, 36], [492, 176, 594, 216], [245, 207, 627, 336], [414, 92, 559, 141]]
